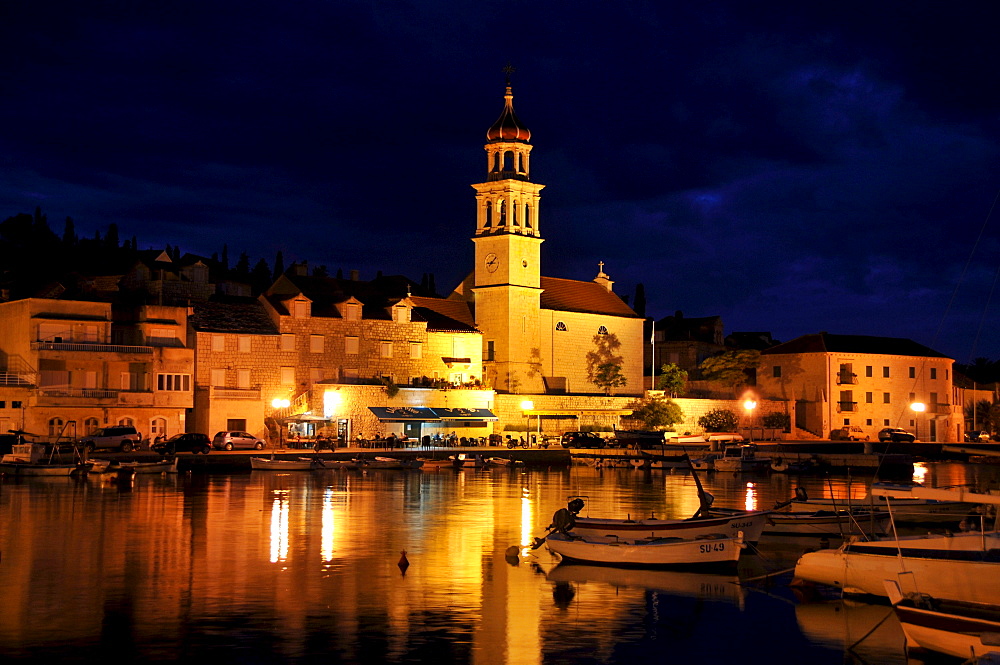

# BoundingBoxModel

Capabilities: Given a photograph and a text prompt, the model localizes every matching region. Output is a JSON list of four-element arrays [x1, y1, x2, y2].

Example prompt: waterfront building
[[0, 298, 193, 441], [756, 332, 957, 442]]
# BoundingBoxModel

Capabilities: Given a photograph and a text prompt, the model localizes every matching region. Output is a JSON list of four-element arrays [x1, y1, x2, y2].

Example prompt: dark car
[[560, 431, 606, 448], [877, 427, 916, 443], [153, 432, 211, 455]]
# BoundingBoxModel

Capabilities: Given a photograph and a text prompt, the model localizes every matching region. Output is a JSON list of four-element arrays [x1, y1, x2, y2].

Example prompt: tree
[[62, 217, 76, 245], [966, 399, 994, 430], [630, 396, 683, 430], [273, 251, 284, 279], [761, 412, 791, 431], [699, 350, 761, 392], [655, 362, 687, 396], [632, 283, 646, 317], [594, 362, 627, 396], [698, 408, 738, 432]]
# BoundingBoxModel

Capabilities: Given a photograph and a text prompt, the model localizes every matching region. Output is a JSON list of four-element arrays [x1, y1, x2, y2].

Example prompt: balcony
[[32, 341, 153, 355], [836, 373, 858, 385], [836, 401, 858, 413], [933, 403, 952, 415], [36, 387, 157, 407], [205, 386, 262, 400]]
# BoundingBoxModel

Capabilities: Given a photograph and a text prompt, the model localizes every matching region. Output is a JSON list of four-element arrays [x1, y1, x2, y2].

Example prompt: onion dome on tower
[[486, 83, 531, 143]]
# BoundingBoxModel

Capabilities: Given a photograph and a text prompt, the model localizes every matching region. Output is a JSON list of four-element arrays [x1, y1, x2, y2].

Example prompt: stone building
[[756, 332, 957, 442], [0, 298, 193, 441]]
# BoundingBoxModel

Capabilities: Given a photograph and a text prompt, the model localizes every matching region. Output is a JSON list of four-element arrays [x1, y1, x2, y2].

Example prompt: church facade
[[450, 80, 644, 397]]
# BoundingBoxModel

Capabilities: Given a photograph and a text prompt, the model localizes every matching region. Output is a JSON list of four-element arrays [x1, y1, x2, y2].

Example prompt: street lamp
[[272, 398, 290, 448], [743, 399, 758, 443], [910, 402, 926, 441], [520, 400, 538, 446]]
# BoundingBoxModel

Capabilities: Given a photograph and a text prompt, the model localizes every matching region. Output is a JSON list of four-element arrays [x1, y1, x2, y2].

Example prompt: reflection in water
[[912, 462, 928, 485], [0, 463, 995, 664]]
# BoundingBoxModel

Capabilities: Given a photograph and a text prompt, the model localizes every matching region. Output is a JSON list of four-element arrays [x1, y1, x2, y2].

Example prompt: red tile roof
[[540, 277, 640, 318]]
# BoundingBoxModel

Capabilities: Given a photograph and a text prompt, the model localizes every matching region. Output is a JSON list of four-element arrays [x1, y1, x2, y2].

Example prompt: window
[[909, 367, 915, 379], [48, 417, 64, 438], [280, 367, 295, 385], [83, 371, 97, 389], [773, 366, 782, 378], [280, 334, 295, 351], [11, 401, 21, 409], [344, 303, 360, 321], [909, 392, 916, 402], [211, 335, 225, 352], [930, 368, 937, 379], [310, 335, 324, 353], [865, 366, 873, 378], [0, 401, 4, 408], [310, 368, 324, 384], [118, 417, 134, 427], [237, 369, 251, 388], [883, 393, 891, 404], [380, 341, 393, 358], [409, 343, 422, 360], [866, 392, 873, 403], [883, 419, 890, 426], [293, 300, 310, 318], [84, 417, 99, 434], [150, 327, 175, 344], [486, 341, 495, 362], [81, 325, 99, 342], [343, 368, 359, 379], [150, 418, 166, 438], [930, 392, 938, 406], [883, 367, 890, 378], [866, 419, 873, 426], [393, 305, 409, 324], [843, 419, 850, 426], [345, 337, 359, 355], [157, 374, 191, 392], [226, 419, 247, 431], [945, 369, 949, 380], [210, 368, 226, 387], [555, 321, 567, 331], [597, 325, 609, 335], [239, 336, 252, 353]]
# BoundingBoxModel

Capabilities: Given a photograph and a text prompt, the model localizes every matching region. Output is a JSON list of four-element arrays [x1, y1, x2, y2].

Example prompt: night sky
[[2, 1, 999, 362]]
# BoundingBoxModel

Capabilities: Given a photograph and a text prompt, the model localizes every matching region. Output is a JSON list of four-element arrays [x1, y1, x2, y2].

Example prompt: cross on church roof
[[503, 62, 516, 84]]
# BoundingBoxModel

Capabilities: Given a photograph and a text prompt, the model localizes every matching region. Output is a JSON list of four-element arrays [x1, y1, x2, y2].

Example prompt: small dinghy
[[119, 458, 178, 474], [545, 531, 743, 568], [251, 457, 316, 470]]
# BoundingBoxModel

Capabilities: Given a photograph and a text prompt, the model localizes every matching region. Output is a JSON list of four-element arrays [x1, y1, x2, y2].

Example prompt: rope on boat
[[738, 566, 796, 584]]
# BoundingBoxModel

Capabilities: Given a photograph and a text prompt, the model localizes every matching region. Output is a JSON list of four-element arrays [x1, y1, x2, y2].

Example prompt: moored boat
[[545, 531, 743, 568], [789, 485, 977, 523], [760, 509, 890, 538], [713, 444, 770, 473], [886, 579, 1000, 660], [0, 442, 81, 476], [119, 458, 178, 474], [251, 456, 316, 470], [572, 510, 768, 545], [361, 457, 423, 470], [546, 564, 744, 603]]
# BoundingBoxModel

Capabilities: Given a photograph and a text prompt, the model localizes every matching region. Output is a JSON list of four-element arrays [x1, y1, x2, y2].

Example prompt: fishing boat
[[419, 457, 461, 469], [572, 510, 768, 545], [545, 531, 743, 568], [250, 456, 317, 470], [769, 456, 817, 473], [713, 444, 770, 473], [789, 484, 978, 523], [885, 579, 1000, 660], [0, 442, 81, 476], [361, 457, 423, 470], [119, 458, 179, 474], [733, 508, 890, 538]]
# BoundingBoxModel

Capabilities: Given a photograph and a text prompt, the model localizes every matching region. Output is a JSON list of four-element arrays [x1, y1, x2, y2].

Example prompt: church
[[450, 77, 645, 397]]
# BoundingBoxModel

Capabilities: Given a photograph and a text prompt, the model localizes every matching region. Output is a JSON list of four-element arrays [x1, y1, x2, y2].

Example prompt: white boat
[[86, 459, 116, 474], [119, 458, 178, 474], [572, 510, 768, 545], [362, 457, 423, 470], [484, 456, 515, 466], [251, 457, 316, 470], [419, 457, 460, 469], [789, 484, 977, 523], [760, 509, 891, 538], [794, 530, 1000, 603], [545, 531, 743, 567], [0, 443, 81, 476], [303, 458, 359, 470], [689, 454, 719, 471], [886, 579, 1000, 660], [713, 444, 770, 473]]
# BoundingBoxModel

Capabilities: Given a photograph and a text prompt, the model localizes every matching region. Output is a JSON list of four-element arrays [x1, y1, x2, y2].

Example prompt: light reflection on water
[[0, 462, 995, 664]]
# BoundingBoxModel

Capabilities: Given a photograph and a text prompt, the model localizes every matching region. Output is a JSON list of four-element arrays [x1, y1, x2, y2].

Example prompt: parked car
[[212, 431, 266, 450], [152, 432, 211, 455], [560, 431, 606, 448], [830, 426, 870, 441], [877, 427, 916, 443], [78, 425, 142, 453], [965, 430, 991, 442]]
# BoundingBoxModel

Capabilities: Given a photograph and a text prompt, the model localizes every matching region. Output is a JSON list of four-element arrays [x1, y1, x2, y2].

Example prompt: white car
[[79, 426, 142, 452], [212, 431, 267, 450]]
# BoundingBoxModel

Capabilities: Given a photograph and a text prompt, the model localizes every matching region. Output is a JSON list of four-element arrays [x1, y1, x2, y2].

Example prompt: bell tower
[[471, 71, 546, 393]]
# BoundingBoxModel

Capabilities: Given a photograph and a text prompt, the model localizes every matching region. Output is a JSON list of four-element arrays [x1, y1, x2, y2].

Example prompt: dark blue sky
[[2, 1, 999, 362]]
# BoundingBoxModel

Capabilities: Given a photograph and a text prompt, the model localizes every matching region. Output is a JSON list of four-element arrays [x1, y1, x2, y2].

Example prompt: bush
[[697, 408, 738, 432], [761, 412, 791, 430]]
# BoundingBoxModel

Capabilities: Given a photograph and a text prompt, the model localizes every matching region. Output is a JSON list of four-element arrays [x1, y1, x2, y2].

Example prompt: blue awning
[[368, 406, 441, 422], [431, 408, 498, 422]]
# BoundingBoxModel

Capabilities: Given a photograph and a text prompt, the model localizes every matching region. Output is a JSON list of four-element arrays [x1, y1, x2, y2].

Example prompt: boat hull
[[251, 457, 315, 470], [119, 459, 178, 474], [762, 511, 891, 538], [572, 511, 767, 546], [0, 462, 78, 476], [546, 532, 742, 568], [794, 532, 1000, 603], [790, 498, 973, 523], [894, 603, 1000, 659]]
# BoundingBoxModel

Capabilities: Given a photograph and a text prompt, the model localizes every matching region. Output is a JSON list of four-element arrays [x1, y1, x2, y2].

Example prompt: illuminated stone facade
[[0, 298, 193, 441], [756, 333, 957, 442]]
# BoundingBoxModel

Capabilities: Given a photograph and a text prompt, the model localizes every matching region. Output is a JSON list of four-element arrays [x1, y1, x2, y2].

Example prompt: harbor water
[[1, 460, 996, 664]]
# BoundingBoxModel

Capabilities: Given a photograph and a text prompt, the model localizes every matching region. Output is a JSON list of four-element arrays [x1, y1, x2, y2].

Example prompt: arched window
[[150, 417, 167, 440], [498, 200, 507, 226], [48, 417, 64, 438], [119, 417, 134, 427], [519, 153, 525, 172], [492, 152, 500, 172], [555, 321, 567, 331], [503, 150, 514, 171], [513, 201, 519, 226], [484, 201, 493, 227], [84, 417, 99, 435], [524, 204, 532, 228], [597, 326, 609, 336]]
